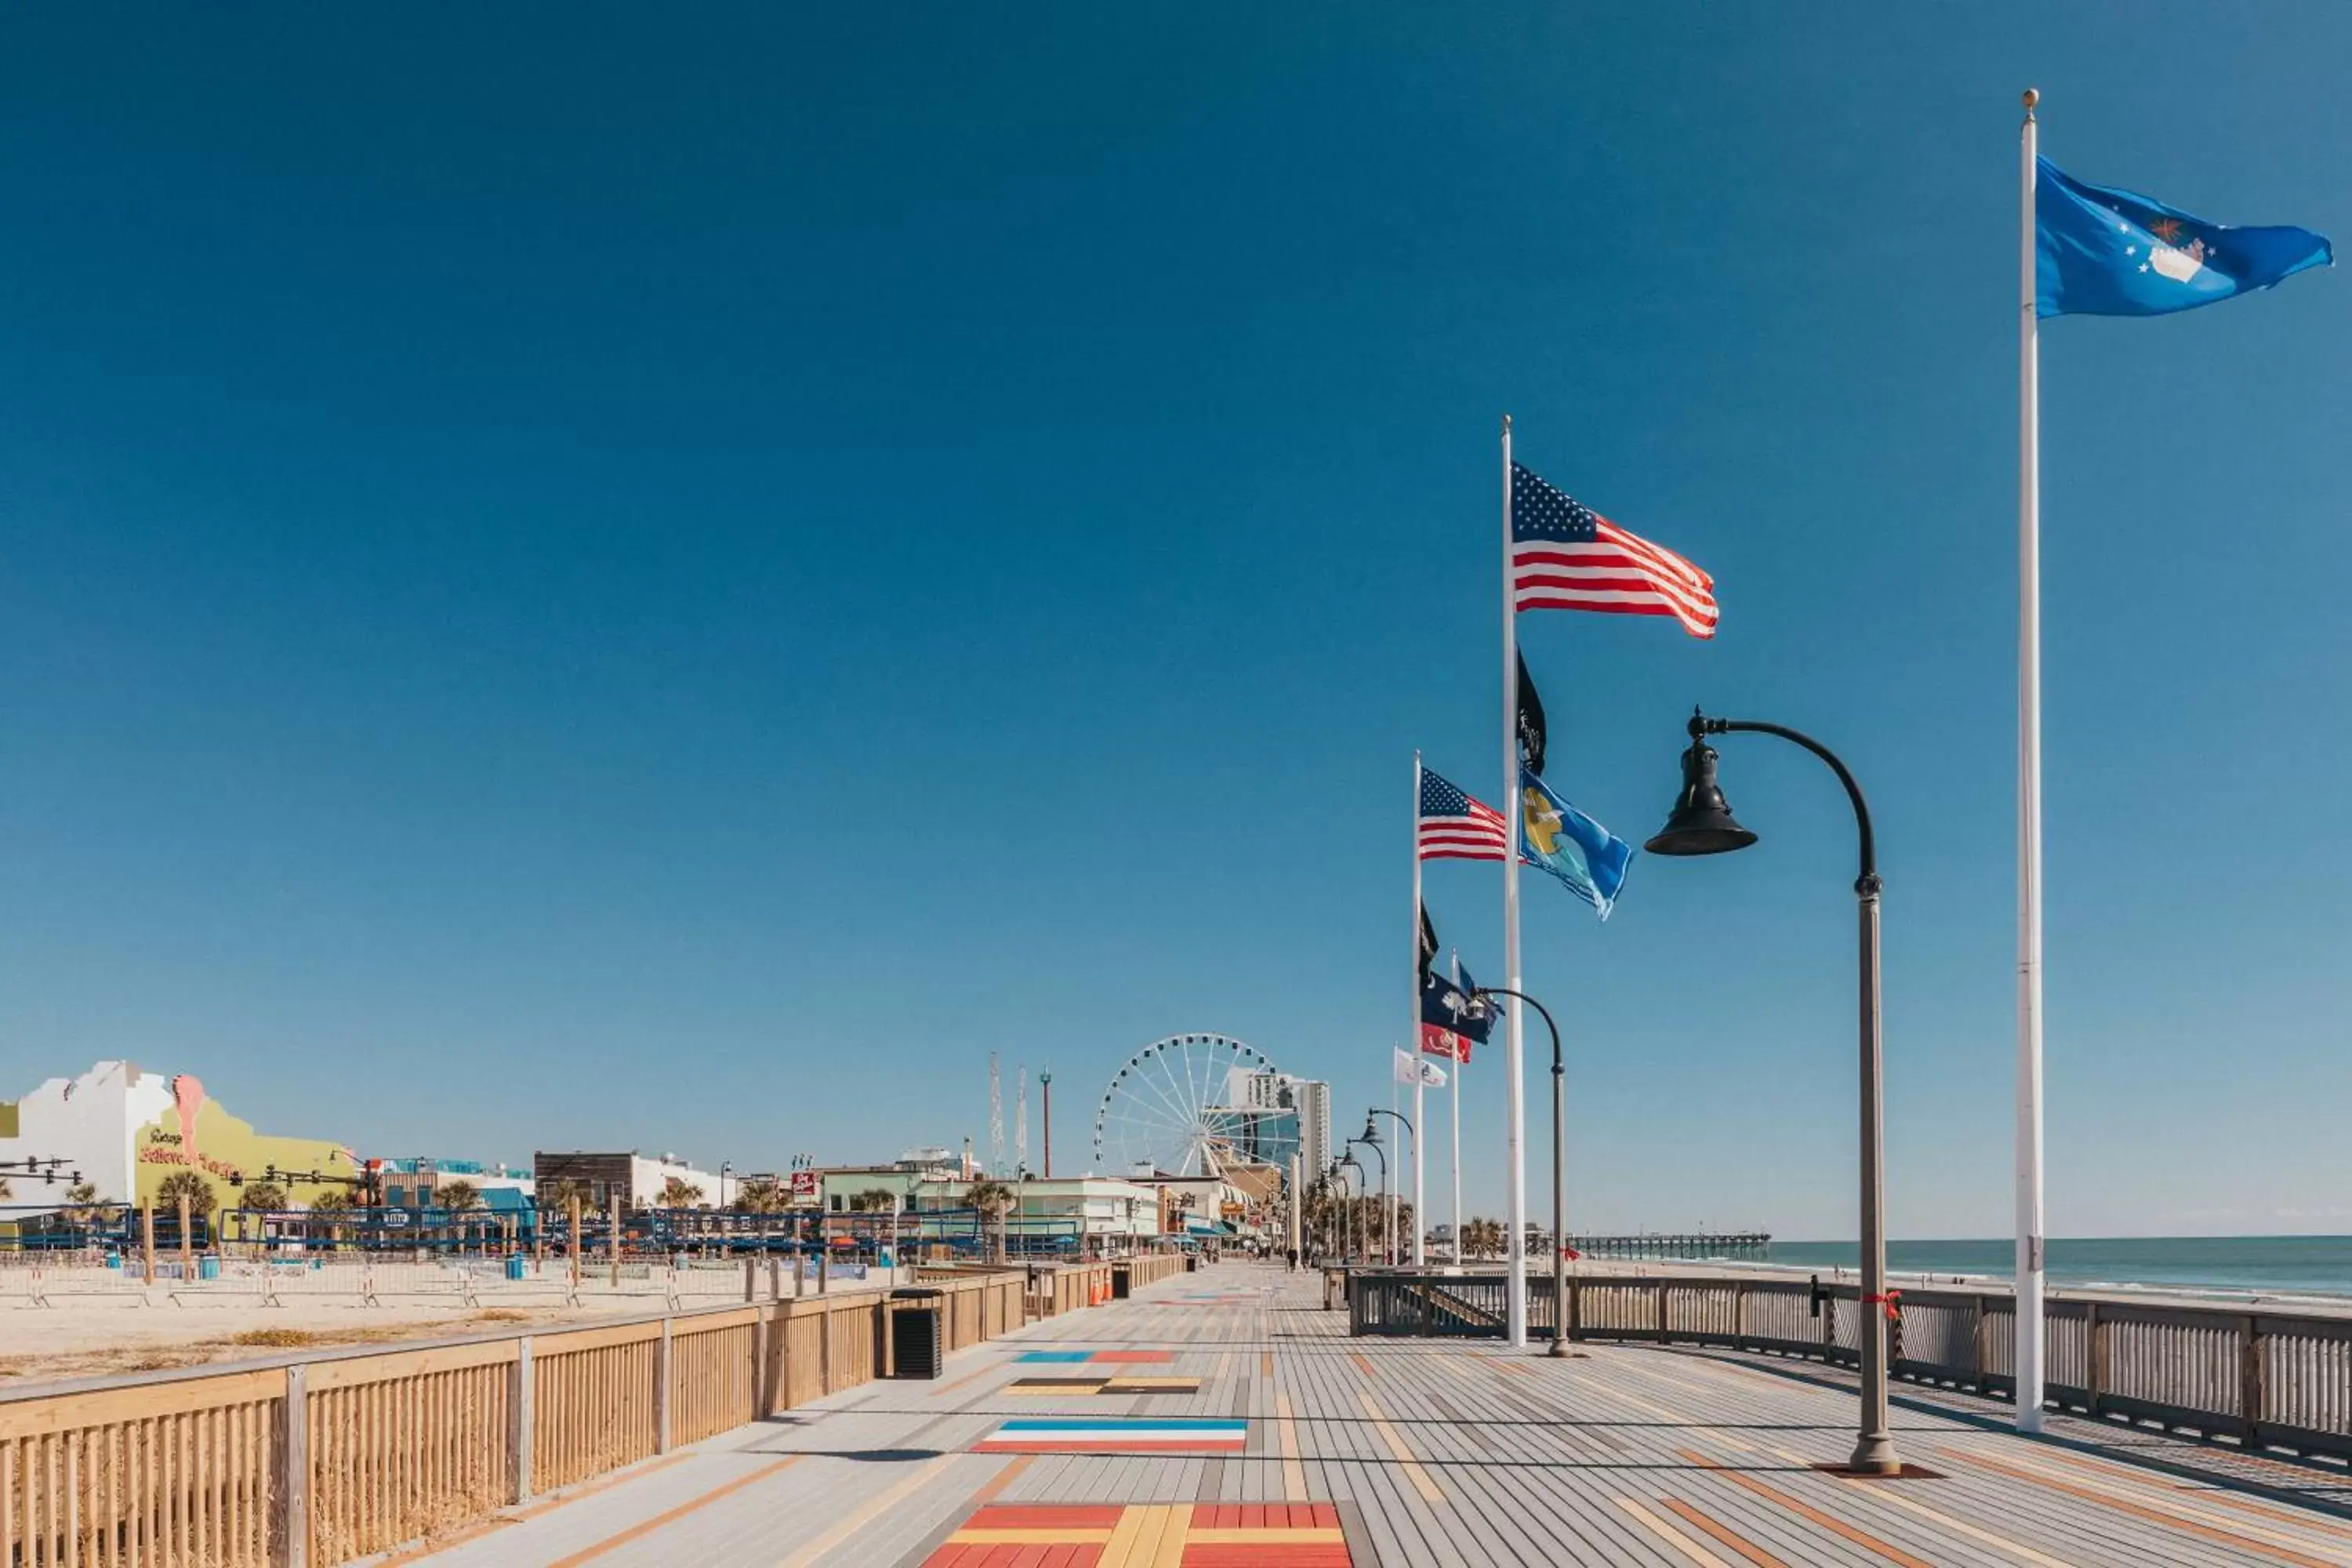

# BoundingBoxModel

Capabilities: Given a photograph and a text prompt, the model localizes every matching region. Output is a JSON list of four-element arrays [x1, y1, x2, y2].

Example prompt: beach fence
[[1347, 1269, 2352, 1463], [0, 1251, 894, 1311], [0, 1263, 1065, 1566]]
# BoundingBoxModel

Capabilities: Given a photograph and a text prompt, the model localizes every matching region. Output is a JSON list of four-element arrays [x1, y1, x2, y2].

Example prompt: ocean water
[[1667, 1236, 2352, 1302]]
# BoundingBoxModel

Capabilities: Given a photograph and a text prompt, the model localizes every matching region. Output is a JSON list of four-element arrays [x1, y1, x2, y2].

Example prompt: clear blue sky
[[5, 5, 2346, 1239]]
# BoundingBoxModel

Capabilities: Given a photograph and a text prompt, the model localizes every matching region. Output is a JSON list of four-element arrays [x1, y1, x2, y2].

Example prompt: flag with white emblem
[[2036, 158, 2329, 318]]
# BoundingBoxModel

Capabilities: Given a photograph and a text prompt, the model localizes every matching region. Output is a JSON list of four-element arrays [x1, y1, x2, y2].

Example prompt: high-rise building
[[1229, 1071, 1330, 1181], [1290, 1076, 1332, 1181]]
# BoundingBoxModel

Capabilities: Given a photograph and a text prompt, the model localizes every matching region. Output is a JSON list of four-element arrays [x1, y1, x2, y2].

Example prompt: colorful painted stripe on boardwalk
[[923, 1503, 1348, 1566], [974, 1417, 1248, 1454], [1014, 1349, 1175, 1364], [1006, 1376, 1200, 1396]]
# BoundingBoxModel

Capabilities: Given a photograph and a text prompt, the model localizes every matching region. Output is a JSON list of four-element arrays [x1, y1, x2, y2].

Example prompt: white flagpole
[[1499, 414, 1528, 1347], [1450, 949, 1465, 1264], [1412, 1071, 1425, 1267], [1412, 751, 1428, 1266], [2015, 87, 2049, 1435], [1388, 1047, 1399, 1263]]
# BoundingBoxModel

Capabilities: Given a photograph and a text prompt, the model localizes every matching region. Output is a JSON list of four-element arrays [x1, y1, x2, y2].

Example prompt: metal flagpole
[[1412, 1071, 1426, 1266], [2015, 86, 2049, 1436], [1499, 413, 1529, 1346], [1388, 1051, 1399, 1263], [1450, 949, 1464, 1264], [1412, 750, 1427, 1266]]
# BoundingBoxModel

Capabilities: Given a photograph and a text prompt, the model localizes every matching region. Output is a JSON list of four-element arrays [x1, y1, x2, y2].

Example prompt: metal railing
[[1347, 1271, 2352, 1463]]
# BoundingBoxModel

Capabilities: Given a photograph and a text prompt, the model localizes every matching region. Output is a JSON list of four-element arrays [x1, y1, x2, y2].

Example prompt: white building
[[1279, 1076, 1332, 1181], [0, 1062, 174, 1208], [533, 1150, 728, 1210]]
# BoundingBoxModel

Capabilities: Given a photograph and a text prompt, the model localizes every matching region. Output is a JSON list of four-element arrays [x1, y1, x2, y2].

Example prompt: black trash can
[[890, 1288, 945, 1379], [1111, 1263, 1133, 1300]]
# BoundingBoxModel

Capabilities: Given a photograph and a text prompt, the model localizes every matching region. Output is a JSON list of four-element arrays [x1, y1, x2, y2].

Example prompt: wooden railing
[[0, 1269, 1031, 1566], [1119, 1254, 1187, 1293], [1348, 1271, 2352, 1463]]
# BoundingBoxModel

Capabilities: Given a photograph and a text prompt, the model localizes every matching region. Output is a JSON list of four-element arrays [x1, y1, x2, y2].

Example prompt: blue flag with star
[[2036, 158, 2330, 319], [1517, 768, 1632, 920]]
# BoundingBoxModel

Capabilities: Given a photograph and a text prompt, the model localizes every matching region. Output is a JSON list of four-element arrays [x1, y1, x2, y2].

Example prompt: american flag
[[1418, 769, 1507, 862], [1511, 462, 1719, 638]]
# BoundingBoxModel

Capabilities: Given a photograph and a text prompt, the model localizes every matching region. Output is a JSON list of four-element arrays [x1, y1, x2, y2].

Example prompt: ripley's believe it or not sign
[[133, 1073, 358, 1207]]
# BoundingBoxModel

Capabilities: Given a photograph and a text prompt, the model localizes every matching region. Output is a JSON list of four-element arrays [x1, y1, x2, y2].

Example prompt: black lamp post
[[1356, 1117, 1392, 1264], [1319, 1162, 1346, 1264], [1463, 987, 1570, 1356], [1646, 710, 1898, 1475], [1338, 1150, 1366, 1265], [1366, 1109, 1414, 1265]]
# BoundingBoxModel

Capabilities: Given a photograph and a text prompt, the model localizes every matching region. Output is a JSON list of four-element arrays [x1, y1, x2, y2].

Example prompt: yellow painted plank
[[1616, 1498, 1732, 1568], [1149, 1504, 1192, 1568], [772, 1452, 955, 1567], [1274, 1390, 1307, 1501], [1357, 1388, 1443, 1503], [1096, 1504, 1151, 1568]]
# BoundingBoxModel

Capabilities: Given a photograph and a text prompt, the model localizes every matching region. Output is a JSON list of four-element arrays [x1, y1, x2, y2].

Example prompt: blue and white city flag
[[2036, 157, 2330, 318], [1518, 767, 1632, 920], [1394, 1047, 1446, 1088]]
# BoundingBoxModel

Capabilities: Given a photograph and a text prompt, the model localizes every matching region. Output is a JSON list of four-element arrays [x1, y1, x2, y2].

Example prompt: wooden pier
[[1570, 1230, 1772, 1257]]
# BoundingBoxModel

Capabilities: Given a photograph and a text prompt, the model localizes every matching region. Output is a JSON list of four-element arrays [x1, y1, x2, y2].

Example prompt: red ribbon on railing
[[1864, 1290, 1902, 1322]]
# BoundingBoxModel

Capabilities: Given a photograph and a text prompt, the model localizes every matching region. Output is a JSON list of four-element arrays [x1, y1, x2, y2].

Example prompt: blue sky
[[4, 5, 2346, 1239]]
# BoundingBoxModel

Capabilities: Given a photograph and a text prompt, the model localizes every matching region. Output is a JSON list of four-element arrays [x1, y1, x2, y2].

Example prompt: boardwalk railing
[[0, 1269, 1034, 1566], [1348, 1271, 2352, 1464]]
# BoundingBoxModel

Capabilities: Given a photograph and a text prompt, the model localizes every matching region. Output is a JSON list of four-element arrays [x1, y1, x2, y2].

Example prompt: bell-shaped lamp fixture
[[1645, 737, 1759, 856]]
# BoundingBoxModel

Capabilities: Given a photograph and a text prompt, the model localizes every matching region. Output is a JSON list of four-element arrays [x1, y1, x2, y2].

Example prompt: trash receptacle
[[1185, 1254, 1199, 1273], [890, 1288, 946, 1379], [1112, 1264, 1132, 1300], [506, 1253, 527, 1282], [198, 1254, 221, 1282]]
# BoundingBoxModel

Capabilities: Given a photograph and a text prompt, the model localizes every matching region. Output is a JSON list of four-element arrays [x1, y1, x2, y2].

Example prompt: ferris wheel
[[1094, 1033, 1280, 1179]]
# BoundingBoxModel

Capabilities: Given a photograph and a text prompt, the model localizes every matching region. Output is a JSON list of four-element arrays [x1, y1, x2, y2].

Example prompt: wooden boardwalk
[[406, 1260, 2352, 1566]]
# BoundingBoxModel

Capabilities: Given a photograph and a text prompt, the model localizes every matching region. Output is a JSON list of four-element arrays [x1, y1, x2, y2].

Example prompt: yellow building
[[132, 1073, 359, 1210]]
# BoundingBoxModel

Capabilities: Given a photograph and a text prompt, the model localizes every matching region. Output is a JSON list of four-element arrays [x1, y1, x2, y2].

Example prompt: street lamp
[[1646, 709, 1898, 1475], [1366, 1109, 1414, 1265], [1354, 1119, 1391, 1264], [1338, 1151, 1366, 1265], [1463, 987, 1570, 1357]]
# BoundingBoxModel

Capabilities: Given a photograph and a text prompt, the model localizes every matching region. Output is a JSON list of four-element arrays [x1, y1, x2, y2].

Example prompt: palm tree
[[306, 1186, 353, 1249], [851, 1186, 898, 1214], [732, 1176, 787, 1214], [657, 1176, 704, 1209], [60, 1181, 111, 1231], [538, 1177, 590, 1214], [964, 1181, 1015, 1263], [239, 1181, 287, 1212], [438, 1180, 483, 1214], [154, 1169, 217, 1218]]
